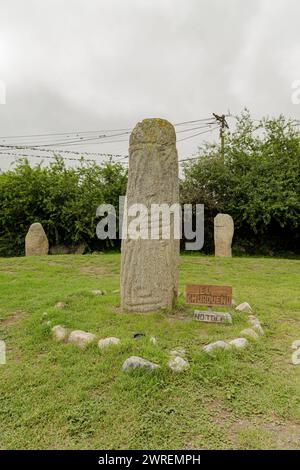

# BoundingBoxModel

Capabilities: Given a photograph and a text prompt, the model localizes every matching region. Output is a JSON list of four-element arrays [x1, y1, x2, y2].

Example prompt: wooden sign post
[[185, 284, 232, 324]]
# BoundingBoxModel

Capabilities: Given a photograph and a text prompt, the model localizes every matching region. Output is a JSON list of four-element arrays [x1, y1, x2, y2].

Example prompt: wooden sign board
[[194, 310, 232, 324], [185, 284, 232, 307]]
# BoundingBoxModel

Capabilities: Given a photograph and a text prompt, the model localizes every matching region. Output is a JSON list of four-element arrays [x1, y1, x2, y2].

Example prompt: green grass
[[0, 253, 300, 450]]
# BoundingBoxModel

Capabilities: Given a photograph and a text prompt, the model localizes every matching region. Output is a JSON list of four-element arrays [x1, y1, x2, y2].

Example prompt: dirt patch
[[277, 318, 300, 324], [1, 309, 26, 327], [0, 268, 16, 275], [114, 306, 192, 320], [47, 261, 69, 267], [80, 266, 111, 277], [229, 418, 300, 449], [263, 420, 300, 449], [167, 311, 192, 322], [204, 398, 233, 426], [205, 398, 300, 449], [182, 259, 213, 266]]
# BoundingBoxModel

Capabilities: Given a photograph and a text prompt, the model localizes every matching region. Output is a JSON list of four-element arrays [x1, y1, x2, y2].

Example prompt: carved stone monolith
[[25, 222, 49, 256], [120, 118, 179, 312], [214, 213, 234, 257]]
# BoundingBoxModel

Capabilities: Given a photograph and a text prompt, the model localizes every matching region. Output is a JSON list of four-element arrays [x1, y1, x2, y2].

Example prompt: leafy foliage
[[0, 158, 127, 256], [0, 111, 299, 256], [181, 110, 300, 254]]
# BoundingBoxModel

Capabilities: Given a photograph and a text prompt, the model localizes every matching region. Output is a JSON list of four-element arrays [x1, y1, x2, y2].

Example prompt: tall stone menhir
[[25, 222, 49, 256], [214, 213, 234, 257], [121, 119, 179, 312]]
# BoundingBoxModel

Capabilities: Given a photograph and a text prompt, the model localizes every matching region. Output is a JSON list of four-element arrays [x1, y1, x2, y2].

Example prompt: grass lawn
[[0, 253, 300, 450]]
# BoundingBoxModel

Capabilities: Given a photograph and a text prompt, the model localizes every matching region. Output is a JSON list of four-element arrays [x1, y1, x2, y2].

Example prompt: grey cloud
[[0, 0, 299, 169]]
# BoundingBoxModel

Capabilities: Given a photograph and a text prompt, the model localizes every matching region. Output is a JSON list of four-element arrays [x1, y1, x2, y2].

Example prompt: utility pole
[[213, 113, 229, 161]]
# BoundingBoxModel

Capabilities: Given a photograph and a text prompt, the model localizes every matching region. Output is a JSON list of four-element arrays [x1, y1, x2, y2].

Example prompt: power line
[[0, 151, 96, 163], [0, 127, 132, 140], [53, 137, 130, 147], [0, 149, 207, 167], [0, 145, 128, 158], [176, 123, 215, 134], [0, 151, 130, 168], [0, 118, 214, 141], [1, 114, 298, 146], [0, 122, 216, 149], [174, 118, 213, 126], [31, 131, 132, 147], [0, 117, 222, 167], [0, 131, 131, 148], [0, 125, 219, 165], [177, 126, 219, 142], [179, 155, 202, 164], [34, 125, 215, 147]]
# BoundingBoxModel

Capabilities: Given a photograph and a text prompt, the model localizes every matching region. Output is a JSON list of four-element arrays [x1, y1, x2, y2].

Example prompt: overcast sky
[[0, 0, 299, 169]]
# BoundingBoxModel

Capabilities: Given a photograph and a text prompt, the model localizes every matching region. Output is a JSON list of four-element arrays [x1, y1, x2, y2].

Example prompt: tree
[[181, 110, 300, 254], [0, 158, 128, 256]]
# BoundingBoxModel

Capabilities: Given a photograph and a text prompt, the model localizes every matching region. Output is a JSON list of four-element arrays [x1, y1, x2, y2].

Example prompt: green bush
[[1, 111, 299, 257], [0, 158, 127, 256], [181, 110, 300, 254]]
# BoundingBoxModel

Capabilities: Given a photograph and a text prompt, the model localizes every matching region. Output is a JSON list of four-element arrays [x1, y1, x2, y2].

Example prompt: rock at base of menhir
[[236, 302, 252, 314], [98, 337, 120, 349], [170, 347, 186, 358], [168, 356, 189, 372], [292, 340, 300, 350], [240, 328, 260, 340], [52, 325, 67, 342], [229, 338, 248, 349], [248, 316, 264, 335], [122, 356, 160, 372], [55, 301, 66, 309], [25, 223, 49, 256], [68, 330, 97, 349], [203, 340, 230, 353], [91, 290, 105, 296]]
